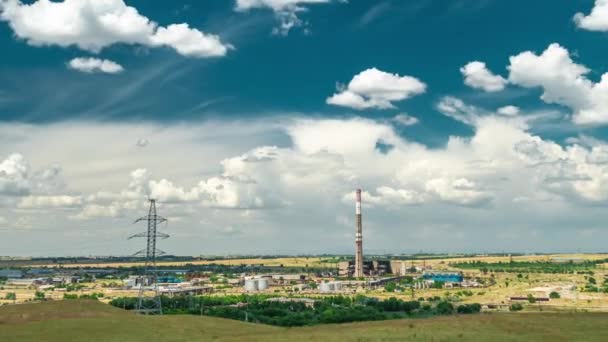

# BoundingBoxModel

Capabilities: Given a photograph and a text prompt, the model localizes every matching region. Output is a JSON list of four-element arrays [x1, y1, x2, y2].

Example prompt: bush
[[510, 303, 523, 311], [34, 291, 45, 300], [549, 291, 560, 299], [4, 292, 16, 300], [435, 301, 454, 315], [384, 282, 397, 292], [431, 281, 445, 289], [527, 294, 536, 304], [456, 303, 481, 314]]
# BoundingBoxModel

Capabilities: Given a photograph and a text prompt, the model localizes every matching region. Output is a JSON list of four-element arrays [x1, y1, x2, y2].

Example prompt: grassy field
[[1, 300, 608, 341]]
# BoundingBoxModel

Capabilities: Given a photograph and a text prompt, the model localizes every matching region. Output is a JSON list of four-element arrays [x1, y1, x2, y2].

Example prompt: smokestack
[[354, 189, 364, 278]]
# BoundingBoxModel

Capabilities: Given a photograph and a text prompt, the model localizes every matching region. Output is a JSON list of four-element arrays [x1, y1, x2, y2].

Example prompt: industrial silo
[[244, 279, 258, 292], [257, 278, 269, 291], [333, 281, 342, 291]]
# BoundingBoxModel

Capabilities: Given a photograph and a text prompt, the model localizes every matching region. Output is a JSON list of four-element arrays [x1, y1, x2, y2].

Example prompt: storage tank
[[319, 282, 332, 293], [333, 281, 342, 291], [257, 278, 269, 291], [244, 279, 258, 292]]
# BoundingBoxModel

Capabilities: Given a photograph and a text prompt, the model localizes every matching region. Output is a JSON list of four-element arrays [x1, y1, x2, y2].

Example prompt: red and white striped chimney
[[354, 189, 364, 278]]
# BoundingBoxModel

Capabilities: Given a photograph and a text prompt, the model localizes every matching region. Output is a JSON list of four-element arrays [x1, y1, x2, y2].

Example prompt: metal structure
[[129, 199, 168, 314], [354, 189, 364, 278]]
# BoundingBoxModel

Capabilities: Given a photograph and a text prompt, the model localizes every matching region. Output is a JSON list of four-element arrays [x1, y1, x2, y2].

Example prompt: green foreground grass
[[1, 300, 608, 341]]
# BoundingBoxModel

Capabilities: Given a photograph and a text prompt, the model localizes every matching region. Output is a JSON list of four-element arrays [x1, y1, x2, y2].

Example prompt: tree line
[[110, 294, 481, 327]]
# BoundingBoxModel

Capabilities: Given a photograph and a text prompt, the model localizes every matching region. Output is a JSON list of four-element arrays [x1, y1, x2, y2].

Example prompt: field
[[15, 256, 327, 269], [1, 300, 608, 341]]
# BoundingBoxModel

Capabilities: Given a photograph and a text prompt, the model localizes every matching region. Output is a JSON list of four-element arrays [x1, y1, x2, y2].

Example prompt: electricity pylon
[[129, 199, 168, 314]]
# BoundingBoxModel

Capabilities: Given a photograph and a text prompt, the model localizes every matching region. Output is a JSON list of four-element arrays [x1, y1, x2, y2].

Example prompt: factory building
[[422, 271, 463, 283], [338, 260, 393, 277], [319, 281, 342, 293]]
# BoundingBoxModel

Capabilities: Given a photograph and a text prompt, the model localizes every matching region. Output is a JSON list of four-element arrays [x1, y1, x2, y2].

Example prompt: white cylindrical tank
[[244, 279, 258, 292], [257, 278, 268, 291], [333, 282, 342, 291]]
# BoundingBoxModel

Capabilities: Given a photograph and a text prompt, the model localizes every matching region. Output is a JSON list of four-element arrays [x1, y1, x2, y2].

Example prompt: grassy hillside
[[2, 300, 608, 341]]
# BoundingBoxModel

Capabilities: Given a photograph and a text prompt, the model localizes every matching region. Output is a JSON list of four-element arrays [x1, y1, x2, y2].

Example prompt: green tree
[[510, 303, 523, 311], [34, 291, 45, 300], [5, 292, 16, 301], [549, 291, 560, 299], [435, 301, 454, 315], [527, 294, 536, 303], [384, 282, 397, 292]]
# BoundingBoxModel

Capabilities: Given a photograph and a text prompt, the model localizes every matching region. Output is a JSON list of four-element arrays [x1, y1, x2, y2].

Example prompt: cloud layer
[[4, 110, 608, 255]]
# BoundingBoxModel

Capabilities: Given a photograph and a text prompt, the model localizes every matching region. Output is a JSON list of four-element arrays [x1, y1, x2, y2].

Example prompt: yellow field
[[24, 257, 327, 269]]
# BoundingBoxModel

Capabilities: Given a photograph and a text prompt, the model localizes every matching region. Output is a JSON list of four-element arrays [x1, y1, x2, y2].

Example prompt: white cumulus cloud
[[0, 153, 30, 196], [460, 61, 507, 92], [327, 68, 426, 110], [68, 57, 124, 74], [574, 0, 608, 31], [0, 0, 231, 57], [507, 43, 608, 125]]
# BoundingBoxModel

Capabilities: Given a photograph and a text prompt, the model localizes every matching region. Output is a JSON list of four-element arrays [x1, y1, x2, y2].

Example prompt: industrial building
[[338, 260, 393, 277], [422, 271, 464, 283], [244, 278, 269, 292], [319, 281, 342, 293], [339, 189, 396, 278]]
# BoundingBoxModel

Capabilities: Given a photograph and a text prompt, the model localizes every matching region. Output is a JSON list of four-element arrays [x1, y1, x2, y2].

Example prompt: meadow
[[1, 300, 608, 341]]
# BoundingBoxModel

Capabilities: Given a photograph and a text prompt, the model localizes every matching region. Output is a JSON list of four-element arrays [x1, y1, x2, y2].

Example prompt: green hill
[[1, 300, 608, 341]]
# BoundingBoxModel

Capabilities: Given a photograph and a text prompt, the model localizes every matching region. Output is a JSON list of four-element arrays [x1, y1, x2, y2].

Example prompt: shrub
[[510, 303, 523, 311], [435, 301, 454, 315], [549, 291, 560, 299], [456, 303, 481, 314], [384, 282, 397, 292], [527, 294, 536, 303]]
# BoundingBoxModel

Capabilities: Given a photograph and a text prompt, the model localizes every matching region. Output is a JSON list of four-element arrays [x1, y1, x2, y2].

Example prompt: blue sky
[[3, 0, 608, 256]]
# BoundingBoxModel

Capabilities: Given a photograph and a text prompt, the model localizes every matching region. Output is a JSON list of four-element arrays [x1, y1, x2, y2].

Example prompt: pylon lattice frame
[[129, 199, 168, 314]]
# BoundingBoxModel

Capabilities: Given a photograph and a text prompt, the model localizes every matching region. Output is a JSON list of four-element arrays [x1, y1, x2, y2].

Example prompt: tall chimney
[[354, 189, 364, 278]]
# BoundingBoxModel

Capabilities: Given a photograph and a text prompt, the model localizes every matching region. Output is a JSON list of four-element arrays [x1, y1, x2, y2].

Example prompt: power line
[[129, 199, 168, 315]]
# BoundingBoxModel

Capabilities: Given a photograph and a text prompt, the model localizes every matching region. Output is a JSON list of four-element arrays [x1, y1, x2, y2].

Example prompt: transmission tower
[[129, 199, 168, 314]]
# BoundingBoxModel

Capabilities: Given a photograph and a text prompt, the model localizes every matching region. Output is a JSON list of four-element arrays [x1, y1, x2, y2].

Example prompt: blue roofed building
[[422, 271, 463, 283]]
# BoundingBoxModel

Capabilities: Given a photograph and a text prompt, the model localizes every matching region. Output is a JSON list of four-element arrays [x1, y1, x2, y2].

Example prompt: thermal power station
[[354, 189, 364, 278]]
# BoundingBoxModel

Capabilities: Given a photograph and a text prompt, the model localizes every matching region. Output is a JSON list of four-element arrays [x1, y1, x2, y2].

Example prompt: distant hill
[[1, 300, 608, 341]]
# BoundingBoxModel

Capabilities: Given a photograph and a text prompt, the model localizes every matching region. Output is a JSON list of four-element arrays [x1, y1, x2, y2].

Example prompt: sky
[[3, 0, 608, 256]]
